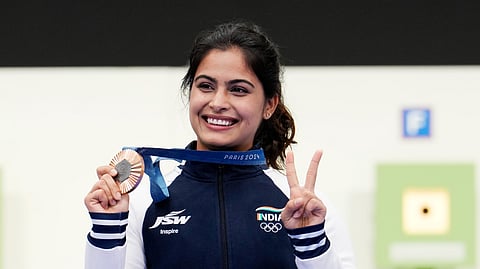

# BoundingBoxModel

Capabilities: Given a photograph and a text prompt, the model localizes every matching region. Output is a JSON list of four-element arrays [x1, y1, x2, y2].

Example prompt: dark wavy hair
[[181, 21, 296, 169]]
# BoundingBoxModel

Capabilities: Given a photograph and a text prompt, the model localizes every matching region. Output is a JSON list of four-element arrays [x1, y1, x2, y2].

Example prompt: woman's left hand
[[281, 150, 327, 229]]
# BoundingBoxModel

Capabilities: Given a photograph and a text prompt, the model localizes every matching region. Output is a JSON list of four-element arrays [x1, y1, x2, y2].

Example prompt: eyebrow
[[194, 75, 216, 84], [194, 75, 255, 88]]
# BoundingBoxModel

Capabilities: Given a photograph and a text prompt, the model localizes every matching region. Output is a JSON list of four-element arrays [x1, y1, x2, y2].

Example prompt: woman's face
[[189, 47, 278, 151]]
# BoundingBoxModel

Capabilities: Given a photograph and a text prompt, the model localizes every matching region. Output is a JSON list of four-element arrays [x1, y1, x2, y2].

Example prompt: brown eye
[[198, 82, 214, 91], [230, 86, 248, 95]]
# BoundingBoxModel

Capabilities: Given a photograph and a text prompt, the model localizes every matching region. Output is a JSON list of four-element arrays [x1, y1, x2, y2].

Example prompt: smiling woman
[[84, 21, 356, 269], [188, 47, 278, 152], [181, 23, 296, 170]]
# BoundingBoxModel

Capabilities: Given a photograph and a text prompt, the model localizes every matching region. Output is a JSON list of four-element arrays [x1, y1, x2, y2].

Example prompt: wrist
[[285, 221, 330, 259], [87, 211, 129, 249]]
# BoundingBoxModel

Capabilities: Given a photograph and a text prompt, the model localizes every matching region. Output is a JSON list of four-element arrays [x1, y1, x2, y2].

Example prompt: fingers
[[85, 188, 110, 210], [285, 151, 299, 188], [282, 189, 317, 221], [85, 187, 129, 213], [286, 150, 322, 191], [281, 198, 305, 222], [304, 150, 323, 191], [304, 197, 326, 219], [92, 166, 122, 206], [85, 165, 130, 214], [282, 150, 326, 229], [97, 165, 117, 179], [281, 196, 326, 227]]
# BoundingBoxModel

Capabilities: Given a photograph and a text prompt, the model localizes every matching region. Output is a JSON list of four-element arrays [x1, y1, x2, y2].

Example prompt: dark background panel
[[1, 1, 479, 66]]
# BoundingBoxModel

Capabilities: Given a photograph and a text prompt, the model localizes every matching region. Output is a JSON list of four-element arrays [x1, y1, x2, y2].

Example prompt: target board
[[375, 164, 475, 268]]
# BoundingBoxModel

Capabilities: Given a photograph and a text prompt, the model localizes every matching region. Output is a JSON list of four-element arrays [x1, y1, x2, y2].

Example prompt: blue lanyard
[[124, 147, 266, 202]]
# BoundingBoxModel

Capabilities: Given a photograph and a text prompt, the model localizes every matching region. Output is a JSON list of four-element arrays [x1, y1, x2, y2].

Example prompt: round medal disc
[[109, 149, 145, 194]]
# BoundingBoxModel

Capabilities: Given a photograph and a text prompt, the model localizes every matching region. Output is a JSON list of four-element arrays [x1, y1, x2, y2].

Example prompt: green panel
[[375, 164, 476, 269]]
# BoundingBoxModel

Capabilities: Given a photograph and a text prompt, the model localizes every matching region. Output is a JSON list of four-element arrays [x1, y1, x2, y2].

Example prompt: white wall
[[1, 66, 479, 269]]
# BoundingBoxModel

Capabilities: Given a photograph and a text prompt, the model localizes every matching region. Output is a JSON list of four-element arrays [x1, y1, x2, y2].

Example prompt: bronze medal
[[109, 149, 145, 194]]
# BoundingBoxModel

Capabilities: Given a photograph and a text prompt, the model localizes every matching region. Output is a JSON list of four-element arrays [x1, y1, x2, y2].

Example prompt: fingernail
[[115, 192, 121, 200], [111, 200, 117, 206]]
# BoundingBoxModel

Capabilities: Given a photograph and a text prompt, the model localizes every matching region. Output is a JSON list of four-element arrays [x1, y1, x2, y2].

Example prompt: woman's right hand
[[84, 165, 129, 213]]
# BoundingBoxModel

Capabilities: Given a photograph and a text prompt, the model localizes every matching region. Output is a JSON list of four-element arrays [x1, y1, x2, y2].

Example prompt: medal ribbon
[[123, 147, 266, 202]]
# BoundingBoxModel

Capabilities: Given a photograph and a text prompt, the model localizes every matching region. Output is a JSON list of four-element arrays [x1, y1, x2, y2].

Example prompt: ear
[[263, 95, 279, 119]]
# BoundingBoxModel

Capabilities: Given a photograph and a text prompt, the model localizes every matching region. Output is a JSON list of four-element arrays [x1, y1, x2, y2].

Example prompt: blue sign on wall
[[402, 108, 431, 138]]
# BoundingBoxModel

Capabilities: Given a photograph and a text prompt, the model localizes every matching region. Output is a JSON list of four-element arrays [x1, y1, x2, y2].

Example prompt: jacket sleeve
[[264, 168, 356, 269], [85, 242, 126, 269], [286, 222, 355, 269], [290, 196, 357, 269], [124, 199, 148, 269], [84, 173, 172, 269], [84, 207, 148, 269], [84, 212, 128, 269]]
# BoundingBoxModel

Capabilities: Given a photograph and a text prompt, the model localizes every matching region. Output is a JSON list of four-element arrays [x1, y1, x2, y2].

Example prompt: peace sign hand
[[281, 150, 327, 229]]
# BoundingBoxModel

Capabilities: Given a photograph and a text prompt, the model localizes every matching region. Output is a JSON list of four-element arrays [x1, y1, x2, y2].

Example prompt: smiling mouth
[[204, 116, 237, 126]]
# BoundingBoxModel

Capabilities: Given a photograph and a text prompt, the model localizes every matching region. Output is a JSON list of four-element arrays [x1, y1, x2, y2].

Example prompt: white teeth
[[207, 118, 233, 126]]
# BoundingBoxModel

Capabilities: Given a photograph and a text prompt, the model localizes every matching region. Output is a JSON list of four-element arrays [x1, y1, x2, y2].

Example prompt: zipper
[[217, 165, 229, 269]]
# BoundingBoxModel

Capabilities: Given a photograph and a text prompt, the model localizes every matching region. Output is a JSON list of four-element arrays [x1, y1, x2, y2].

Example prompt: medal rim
[[109, 149, 145, 194]]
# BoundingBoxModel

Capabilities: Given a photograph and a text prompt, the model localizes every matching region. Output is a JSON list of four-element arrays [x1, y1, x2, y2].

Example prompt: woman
[[85, 21, 355, 268]]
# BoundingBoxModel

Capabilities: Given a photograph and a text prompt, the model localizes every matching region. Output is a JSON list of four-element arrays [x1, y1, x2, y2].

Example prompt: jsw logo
[[149, 209, 191, 229]]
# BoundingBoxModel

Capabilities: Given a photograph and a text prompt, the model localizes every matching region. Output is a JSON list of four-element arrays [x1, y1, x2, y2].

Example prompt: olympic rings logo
[[259, 222, 283, 233]]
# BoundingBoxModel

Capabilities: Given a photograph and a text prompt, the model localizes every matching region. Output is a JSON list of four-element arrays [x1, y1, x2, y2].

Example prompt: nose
[[209, 89, 230, 112]]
